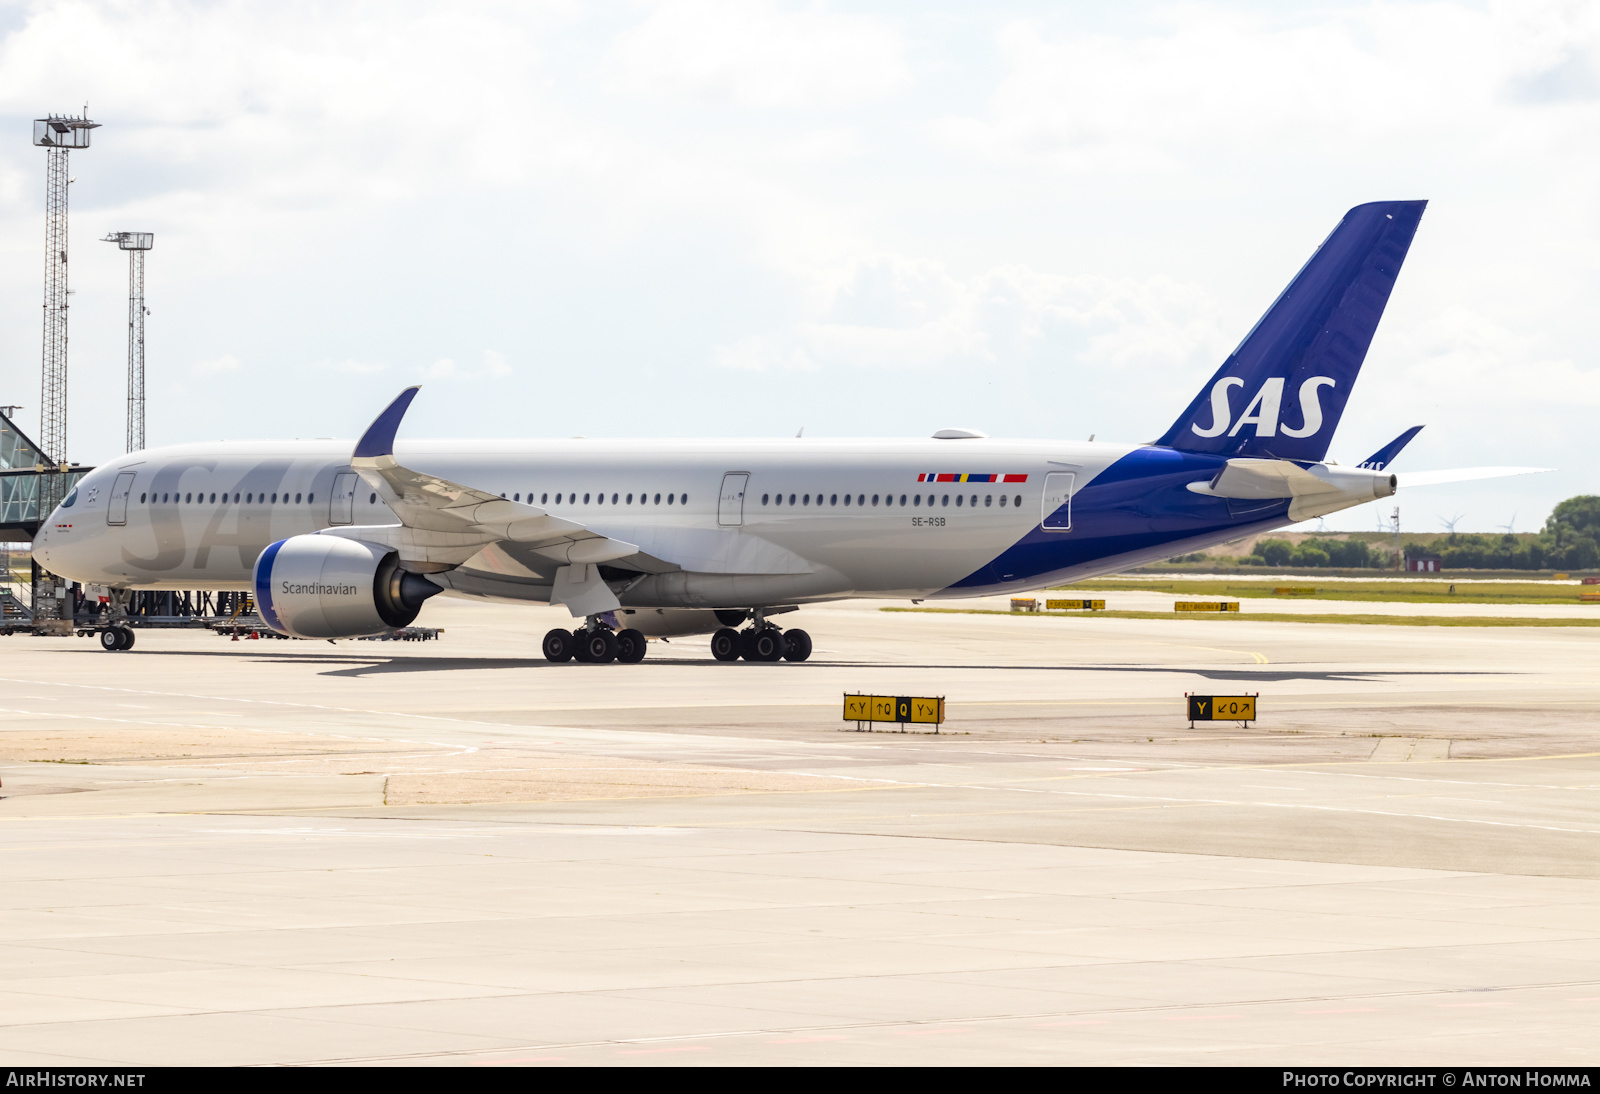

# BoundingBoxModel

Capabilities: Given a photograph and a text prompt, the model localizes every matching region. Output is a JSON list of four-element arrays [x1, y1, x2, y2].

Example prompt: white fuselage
[[35, 434, 1304, 608]]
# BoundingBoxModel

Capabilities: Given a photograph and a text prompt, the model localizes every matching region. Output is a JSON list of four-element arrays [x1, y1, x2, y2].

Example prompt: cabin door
[[718, 473, 750, 527]]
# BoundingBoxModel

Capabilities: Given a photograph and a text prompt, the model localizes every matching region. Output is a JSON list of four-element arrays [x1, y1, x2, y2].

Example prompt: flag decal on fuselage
[[917, 473, 1028, 483]]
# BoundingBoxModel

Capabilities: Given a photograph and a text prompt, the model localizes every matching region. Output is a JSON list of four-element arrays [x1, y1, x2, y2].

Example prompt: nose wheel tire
[[99, 626, 135, 652], [710, 627, 742, 662], [741, 628, 784, 662], [781, 628, 812, 662], [542, 628, 575, 662], [615, 628, 648, 663]]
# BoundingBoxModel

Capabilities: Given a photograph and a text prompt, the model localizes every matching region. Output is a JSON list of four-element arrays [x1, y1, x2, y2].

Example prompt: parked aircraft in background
[[36, 200, 1546, 660]]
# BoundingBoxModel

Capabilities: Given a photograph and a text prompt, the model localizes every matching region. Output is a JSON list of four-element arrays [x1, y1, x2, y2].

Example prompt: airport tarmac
[[3, 596, 1600, 1066]]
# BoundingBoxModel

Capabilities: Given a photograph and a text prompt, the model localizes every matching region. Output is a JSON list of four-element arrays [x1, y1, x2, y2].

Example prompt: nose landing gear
[[97, 626, 135, 652]]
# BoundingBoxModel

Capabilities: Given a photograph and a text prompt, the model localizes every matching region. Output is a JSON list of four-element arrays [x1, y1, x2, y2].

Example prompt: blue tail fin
[[1155, 200, 1426, 462], [1358, 425, 1423, 470]]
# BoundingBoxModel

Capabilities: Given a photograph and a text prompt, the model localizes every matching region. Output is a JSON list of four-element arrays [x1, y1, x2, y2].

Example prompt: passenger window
[[370, 493, 377, 504], [985, 495, 992, 507], [913, 495, 920, 506], [626, 493, 633, 504], [186, 493, 193, 503], [955, 495, 963, 507], [762, 494, 769, 505], [584, 493, 591, 504], [140, 493, 147, 503], [830, 494, 837, 506], [843, 494, 850, 506], [999, 495, 1007, 507], [307, 493, 313, 503], [682, 495, 687, 504], [667, 494, 674, 505], [295, 493, 302, 503], [942, 495, 949, 506], [872, 494, 879, 506], [803, 494, 810, 505], [653, 493, 661, 504], [899, 494, 906, 506], [1014, 495, 1022, 507]]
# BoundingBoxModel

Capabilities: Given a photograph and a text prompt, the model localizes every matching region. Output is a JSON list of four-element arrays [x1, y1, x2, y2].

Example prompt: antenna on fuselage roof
[[795, 426, 804, 438]]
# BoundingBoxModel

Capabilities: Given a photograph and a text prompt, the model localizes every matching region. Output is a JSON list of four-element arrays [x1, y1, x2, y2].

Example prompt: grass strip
[[882, 607, 1600, 628], [1045, 579, 1595, 605]]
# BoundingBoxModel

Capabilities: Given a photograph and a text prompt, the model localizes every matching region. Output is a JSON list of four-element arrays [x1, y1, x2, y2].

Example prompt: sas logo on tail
[[1192, 376, 1336, 438]]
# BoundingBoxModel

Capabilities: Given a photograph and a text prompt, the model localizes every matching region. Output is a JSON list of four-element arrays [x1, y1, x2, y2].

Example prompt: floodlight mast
[[32, 110, 98, 513], [102, 232, 153, 453]]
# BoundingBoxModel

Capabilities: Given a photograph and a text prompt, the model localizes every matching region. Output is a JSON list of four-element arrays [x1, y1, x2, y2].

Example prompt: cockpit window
[[60, 488, 77, 508]]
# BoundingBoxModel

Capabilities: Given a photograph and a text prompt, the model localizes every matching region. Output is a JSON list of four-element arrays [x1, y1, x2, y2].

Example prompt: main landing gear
[[542, 617, 647, 665], [710, 613, 812, 663]]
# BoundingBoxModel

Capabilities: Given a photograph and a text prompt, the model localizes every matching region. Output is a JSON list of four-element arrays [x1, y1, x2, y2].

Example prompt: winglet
[[1358, 425, 1424, 470], [353, 386, 421, 460]]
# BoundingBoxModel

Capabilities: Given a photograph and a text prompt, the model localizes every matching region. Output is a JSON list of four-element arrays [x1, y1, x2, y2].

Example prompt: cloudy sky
[[0, 0, 1595, 533]]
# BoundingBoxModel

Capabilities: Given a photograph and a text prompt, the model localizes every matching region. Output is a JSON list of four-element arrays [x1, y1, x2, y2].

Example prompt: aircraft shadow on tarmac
[[86, 647, 1521, 683]]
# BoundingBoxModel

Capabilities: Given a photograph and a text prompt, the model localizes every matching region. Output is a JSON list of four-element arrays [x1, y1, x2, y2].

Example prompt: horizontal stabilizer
[[1186, 456, 1397, 523], [1396, 467, 1553, 488]]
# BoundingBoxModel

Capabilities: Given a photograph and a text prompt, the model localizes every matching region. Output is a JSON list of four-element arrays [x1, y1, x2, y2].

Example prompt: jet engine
[[252, 534, 442, 639]]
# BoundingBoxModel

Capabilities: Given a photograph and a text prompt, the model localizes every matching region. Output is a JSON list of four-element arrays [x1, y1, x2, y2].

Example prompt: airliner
[[34, 200, 1545, 661]]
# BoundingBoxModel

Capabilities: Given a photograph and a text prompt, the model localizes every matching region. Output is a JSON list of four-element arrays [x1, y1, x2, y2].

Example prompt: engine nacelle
[[252, 534, 441, 639]]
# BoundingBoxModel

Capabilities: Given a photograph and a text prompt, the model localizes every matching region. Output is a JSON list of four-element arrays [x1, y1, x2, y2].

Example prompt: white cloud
[[193, 354, 240, 375], [725, 255, 1227, 389], [932, 2, 1600, 174], [326, 359, 389, 375], [605, 0, 909, 109], [416, 350, 513, 381]]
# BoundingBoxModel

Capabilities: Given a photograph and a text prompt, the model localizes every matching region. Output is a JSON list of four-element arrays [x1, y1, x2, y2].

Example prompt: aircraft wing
[[1396, 467, 1554, 488], [332, 387, 820, 614], [339, 387, 641, 569]]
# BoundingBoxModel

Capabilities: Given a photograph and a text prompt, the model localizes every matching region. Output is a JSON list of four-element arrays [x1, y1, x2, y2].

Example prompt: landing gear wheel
[[710, 627, 742, 662], [615, 628, 648, 664], [742, 628, 784, 662], [542, 628, 575, 662], [99, 628, 121, 652], [781, 628, 812, 662], [119, 627, 136, 651], [580, 628, 619, 664]]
